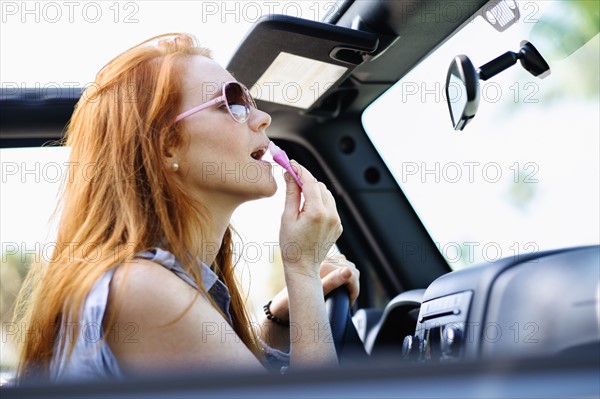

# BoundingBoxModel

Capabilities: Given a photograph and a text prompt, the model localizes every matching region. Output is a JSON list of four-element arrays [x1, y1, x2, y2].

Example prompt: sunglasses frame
[[174, 81, 256, 123]]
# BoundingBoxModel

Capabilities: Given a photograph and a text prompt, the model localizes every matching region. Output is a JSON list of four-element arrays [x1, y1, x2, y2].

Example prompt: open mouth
[[250, 147, 267, 161]]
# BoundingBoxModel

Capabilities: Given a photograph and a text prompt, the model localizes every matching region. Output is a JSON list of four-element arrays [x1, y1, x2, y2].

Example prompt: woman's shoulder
[[107, 250, 216, 327], [109, 257, 190, 310], [104, 254, 264, 373]]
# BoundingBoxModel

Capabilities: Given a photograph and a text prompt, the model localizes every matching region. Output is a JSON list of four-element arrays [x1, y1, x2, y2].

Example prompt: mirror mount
[[478, 40, 551, 81]]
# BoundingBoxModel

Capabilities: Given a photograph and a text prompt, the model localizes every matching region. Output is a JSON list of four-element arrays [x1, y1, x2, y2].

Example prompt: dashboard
[[362, 246, 600, 363]]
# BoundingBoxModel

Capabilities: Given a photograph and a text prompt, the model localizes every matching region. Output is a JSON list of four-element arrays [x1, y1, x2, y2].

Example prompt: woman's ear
[[163, 128, 186, 173]]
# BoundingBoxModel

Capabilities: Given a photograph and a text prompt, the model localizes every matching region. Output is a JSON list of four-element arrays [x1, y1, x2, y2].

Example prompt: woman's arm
[[275, 162, 344, 368], [259, 255, 360, 353]]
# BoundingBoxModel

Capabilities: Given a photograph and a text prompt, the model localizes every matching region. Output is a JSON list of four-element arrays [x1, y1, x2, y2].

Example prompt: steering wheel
[[324, 286, 368, 364]]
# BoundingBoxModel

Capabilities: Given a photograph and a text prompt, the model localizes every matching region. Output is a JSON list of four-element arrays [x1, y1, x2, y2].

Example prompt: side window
[[231, 168, 288, 319], [1, 147, 70, 375]]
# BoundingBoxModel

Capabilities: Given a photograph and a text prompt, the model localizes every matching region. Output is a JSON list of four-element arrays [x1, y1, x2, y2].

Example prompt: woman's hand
[[319, 254, 360, 305], [278, 161, 343, 276], [267, 254, 360, 322]]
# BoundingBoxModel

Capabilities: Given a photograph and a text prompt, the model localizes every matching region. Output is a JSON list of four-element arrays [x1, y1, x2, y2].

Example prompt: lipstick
[[269, 141, 303, 188]]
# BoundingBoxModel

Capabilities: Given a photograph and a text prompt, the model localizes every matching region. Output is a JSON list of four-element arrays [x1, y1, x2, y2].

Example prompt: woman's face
[[173, 56, 277, 210]]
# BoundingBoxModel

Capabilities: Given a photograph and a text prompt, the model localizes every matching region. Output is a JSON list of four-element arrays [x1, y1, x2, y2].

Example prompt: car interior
[[1, 0, 599, 397]]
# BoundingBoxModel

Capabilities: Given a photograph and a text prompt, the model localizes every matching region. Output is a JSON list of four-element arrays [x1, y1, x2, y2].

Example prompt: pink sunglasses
[[175, 81, 256, 123]]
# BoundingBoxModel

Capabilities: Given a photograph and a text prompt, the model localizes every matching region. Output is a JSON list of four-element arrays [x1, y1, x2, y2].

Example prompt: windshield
[[362, 0, 599, 269]]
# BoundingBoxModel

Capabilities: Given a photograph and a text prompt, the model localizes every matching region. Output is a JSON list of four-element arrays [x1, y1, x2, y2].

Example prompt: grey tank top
[[49, 248, 289, 382]]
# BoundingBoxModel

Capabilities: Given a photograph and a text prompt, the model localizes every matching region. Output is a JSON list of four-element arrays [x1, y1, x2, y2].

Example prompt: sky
[[0, 1, 337, 84]]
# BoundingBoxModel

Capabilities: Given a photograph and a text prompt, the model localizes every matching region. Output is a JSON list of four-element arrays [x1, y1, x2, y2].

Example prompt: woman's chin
[[240, 179, 278, 202], [260, 179, 278, 198], [266, 181, 278, 197]]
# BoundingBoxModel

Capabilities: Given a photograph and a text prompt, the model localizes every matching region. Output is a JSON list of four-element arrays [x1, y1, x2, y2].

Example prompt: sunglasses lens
[[225, 82, 253, 123]]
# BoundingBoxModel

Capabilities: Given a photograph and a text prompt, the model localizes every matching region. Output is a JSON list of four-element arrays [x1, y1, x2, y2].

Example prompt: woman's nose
[[250, 108, 271, 132]]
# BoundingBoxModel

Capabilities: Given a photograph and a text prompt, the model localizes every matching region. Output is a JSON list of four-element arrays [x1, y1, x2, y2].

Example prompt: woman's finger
[[310, 178, 336, 209], [321, 266, 360, 305]]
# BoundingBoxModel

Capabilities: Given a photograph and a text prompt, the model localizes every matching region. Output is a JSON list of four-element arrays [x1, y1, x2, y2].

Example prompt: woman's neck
[[200, 203, 236, 266]]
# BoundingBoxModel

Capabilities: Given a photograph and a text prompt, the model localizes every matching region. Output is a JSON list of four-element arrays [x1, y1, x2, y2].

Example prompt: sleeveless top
[[49, 248, 290, 382]]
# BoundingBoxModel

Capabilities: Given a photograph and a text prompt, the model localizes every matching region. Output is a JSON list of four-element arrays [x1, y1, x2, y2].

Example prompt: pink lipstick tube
[[269, 141, 303, 188]]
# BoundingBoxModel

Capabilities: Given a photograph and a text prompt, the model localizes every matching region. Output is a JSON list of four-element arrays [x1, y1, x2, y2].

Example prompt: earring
[[170, 162, 180, 172]]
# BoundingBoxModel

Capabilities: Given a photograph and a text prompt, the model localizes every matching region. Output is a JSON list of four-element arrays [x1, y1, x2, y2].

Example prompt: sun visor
[[227, 14, 378, 114]]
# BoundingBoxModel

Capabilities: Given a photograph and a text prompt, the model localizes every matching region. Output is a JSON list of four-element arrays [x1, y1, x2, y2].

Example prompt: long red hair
[[13, 33, 262, 381]]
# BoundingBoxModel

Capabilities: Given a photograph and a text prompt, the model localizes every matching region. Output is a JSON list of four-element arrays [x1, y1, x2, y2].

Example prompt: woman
[[14, 33, 359, 382]]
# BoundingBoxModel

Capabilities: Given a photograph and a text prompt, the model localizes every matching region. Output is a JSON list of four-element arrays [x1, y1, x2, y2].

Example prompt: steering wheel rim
[[324, 286, 351, 355], [325, 286, 370, 365]]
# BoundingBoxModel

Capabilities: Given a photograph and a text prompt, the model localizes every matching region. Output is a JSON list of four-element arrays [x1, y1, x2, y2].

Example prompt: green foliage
[[0, 252, 31, 322]]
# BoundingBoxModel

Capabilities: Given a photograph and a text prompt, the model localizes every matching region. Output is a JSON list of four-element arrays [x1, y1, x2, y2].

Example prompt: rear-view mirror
[[445, 55, 480, 131]]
